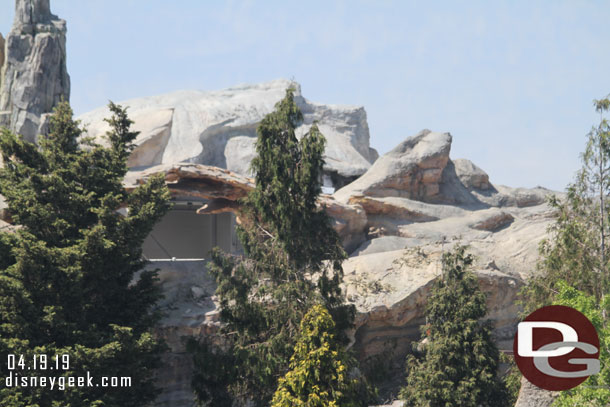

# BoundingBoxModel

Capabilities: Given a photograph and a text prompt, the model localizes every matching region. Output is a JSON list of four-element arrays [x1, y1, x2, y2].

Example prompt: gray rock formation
[[78, 79, 377, 187], [151, 260, 218, 407], [335, 129, 452, 202], [0, 0, 70, 142], [0, 3, 563, 405], [453, 158, 490, 190], [224, 136, 256, 176], [344, 246, 523, 364], [350, 236, 421, 256], [514, 377, 558, 407], [335, 128, 551, 209], [123, 144, 557, 405]]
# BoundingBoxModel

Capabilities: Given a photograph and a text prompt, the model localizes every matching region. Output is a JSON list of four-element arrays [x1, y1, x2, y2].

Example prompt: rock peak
[[0, 0, 70, 142], [15, 0, 52, 26]]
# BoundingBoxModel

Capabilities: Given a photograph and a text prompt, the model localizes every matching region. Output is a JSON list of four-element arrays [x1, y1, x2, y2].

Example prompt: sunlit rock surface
[[0, 0, 70, 142]]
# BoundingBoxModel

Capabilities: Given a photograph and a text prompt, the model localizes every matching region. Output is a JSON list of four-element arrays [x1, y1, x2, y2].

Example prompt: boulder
[[0, 0, 70, 142], [453, 158, 490, 190], [78, 79, 378, 187], [334, 130, 559, 210], [335, 130, 452, 202], [492, 185, 551, 208]]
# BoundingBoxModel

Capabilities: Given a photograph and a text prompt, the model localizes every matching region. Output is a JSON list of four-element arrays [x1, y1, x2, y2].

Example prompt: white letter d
[[518, 321, 578, 357]]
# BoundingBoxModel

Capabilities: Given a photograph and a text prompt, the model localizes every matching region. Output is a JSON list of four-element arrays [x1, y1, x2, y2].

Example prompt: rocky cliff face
[[0, 0, 70, 142], [0, 33, 5, 73], [78, 79, 378, 188], [0, 2, 559, 405], [124, 126, 558, 406]]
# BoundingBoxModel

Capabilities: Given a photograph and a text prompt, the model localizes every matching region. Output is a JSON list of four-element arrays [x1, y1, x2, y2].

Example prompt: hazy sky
[[2, 1, 610, 191]]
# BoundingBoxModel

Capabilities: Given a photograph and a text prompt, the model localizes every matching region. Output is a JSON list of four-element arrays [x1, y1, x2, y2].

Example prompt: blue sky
[[2, 1, 610, 191]]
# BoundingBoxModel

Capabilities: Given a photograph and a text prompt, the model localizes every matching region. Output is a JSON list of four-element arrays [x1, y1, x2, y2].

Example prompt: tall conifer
[[0, 102, 171, 406], [190, 88, 356, 406]]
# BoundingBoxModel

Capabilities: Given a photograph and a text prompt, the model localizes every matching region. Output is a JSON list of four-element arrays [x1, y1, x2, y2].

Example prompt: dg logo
[[513, 305, 600, 391]]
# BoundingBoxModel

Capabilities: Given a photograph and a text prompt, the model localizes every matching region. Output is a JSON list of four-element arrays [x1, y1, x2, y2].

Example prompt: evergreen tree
[[524, 96, 610, 309], [271, 304, 364, 407], [0, 102, 171, 406], [190, 88, 358, 406], [399, 246, 508, 407]]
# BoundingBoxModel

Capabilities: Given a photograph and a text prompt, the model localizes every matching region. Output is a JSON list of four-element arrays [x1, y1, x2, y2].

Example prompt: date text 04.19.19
[[7, 354, 70, 371]]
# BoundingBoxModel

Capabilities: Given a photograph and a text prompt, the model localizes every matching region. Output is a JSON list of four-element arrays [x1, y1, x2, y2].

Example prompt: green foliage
[[0, 102, 171, 406], [552, 281, 610, 406], [271, 304, 366, 407], [400, 246, 509, 407], [190, 88, 357, 406], [499, 352, 520, 406], [522, 97, 610, 310], [519, 97, 610, 406]]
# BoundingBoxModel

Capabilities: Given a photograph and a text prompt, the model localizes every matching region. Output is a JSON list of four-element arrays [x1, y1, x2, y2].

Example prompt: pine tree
[[271, 304, 364, 407], [0, 102, 171, 406], [399, 246, 508, 407], [524, 97, 610, 309], [190, 88, 358, 406]]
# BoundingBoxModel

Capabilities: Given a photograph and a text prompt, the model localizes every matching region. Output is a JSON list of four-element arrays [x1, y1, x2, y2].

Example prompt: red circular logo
[[513, 305, 600, 391]]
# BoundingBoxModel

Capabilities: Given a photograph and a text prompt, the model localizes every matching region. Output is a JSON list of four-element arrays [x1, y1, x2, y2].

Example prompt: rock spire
[[0, 0, 70, 142]]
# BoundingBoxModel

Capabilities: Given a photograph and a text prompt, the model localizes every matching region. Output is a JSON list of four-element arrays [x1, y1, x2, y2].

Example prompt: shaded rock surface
[[124, 163, 254, 204], [0, 33, 5, 71], [78, 79, 378, 187], [146, 260, 219, 407], [453, 158, 490, 190], [0, 0, 70, 142], [515, 377, 558, 407], [350, 236, 422, 257]]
